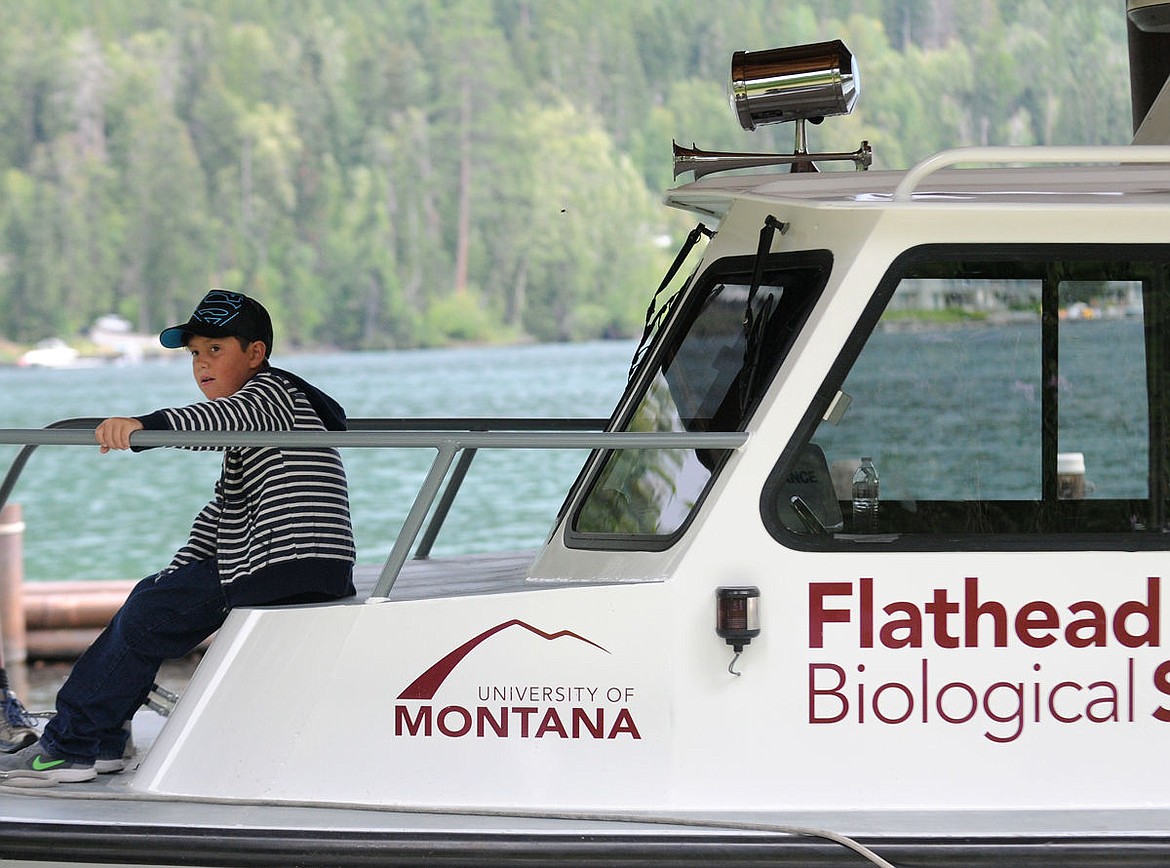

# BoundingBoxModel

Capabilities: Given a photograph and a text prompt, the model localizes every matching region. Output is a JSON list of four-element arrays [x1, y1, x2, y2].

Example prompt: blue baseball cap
[[160, 290, 273, 358]]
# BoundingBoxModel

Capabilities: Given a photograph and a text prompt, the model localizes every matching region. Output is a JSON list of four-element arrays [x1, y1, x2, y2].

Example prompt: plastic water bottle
[[852, 456, 879, 533]]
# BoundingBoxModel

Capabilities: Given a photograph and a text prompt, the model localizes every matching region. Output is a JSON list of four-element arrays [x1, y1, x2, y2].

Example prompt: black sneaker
[[0, 741, 95, 785], [0, 691, 37, 753]]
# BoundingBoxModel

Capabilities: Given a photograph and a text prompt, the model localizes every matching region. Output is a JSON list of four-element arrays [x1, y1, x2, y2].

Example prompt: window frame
[[761, 243, 1170, 553], [564, 249, 833, 552]]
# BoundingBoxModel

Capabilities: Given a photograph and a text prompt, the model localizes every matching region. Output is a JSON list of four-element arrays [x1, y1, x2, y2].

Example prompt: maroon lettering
[[936, 682, 978, 724], [924, 588, 960, 648], [964, 577, 1008, 647], [1085, 682, 1121, 723], [478, 706, 507, 737], [437, 705, 472, 737], [572, 708, 604, 738], [1016, 601, 1059, 648], [394, 705, 641, 740], [808, 663, 848, 723], [1066, 601, 1108, 647], [1153, 660, 1170, 723], [607, 708, 642, 739], [808, 583, 853, 648], [879, 602, 922, 648], [982, 682, 1024, 743], [807, 577, 1161, 651], [395, 704, 431, 736], [860, 577, 874, 648], [535, 708, 568, 738], [513, 706, 539, 737], [872, 682, 914, 724], [1048, 682, 1083, 723], [1114, 577, 1160, 648]]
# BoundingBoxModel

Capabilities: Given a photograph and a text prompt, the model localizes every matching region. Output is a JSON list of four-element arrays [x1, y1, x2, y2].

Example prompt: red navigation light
[[716, 586, 761, 653]]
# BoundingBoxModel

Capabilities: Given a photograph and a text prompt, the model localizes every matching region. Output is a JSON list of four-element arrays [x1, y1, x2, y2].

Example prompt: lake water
[[812, 315, 1147, 507], [0, 340, 636, 584]]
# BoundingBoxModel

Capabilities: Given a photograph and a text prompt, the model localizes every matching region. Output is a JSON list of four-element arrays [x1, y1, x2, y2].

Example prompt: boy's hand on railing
[[95, 417, 144, 453]]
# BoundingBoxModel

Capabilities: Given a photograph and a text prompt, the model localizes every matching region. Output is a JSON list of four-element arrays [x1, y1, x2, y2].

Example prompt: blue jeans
[[41, 559, 228, 763]]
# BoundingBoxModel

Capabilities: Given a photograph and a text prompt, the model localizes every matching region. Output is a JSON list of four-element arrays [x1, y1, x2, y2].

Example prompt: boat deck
[[353, 548, 538, 601]]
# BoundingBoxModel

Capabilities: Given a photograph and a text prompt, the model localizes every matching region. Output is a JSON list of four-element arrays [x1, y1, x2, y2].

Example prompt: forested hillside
[[0, 1, 1131, 351]]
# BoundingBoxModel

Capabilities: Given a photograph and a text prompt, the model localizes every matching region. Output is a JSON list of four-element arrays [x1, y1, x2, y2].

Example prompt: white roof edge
[[664, 148, 1170, 216]]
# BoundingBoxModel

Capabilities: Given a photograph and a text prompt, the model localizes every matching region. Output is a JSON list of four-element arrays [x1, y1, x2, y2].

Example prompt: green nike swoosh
[[31, 755, 65, 771]]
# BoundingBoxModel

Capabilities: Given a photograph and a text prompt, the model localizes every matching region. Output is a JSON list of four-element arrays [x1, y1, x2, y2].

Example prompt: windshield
[[763, 246, 1170, 549], [570, 251, 831, 546]]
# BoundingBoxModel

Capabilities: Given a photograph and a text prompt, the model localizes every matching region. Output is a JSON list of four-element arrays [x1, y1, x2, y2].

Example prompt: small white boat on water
[[4, 6, 1170, 865], [16, 339, 81, 370]]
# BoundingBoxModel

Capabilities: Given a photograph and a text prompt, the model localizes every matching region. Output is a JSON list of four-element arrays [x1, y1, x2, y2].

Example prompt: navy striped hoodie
[[135, 366, 356, 606]]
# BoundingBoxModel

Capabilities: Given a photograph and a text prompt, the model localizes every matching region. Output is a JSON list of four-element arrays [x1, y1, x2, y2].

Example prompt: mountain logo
[[397, 618, 610, 700]]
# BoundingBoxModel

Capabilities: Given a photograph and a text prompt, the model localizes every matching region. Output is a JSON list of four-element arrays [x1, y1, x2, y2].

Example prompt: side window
[[763, 248, 1170, 548], [570, 252, 831, 549], [1059, 279, 1148, 500]]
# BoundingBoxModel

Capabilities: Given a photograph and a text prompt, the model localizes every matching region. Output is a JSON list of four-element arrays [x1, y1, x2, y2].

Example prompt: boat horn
[[673, 140, 872, 180]]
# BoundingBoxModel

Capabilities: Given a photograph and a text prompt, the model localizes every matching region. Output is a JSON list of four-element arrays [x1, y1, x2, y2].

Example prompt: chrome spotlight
[[674, 40, 869, 179], [731, 40, 860, 130]]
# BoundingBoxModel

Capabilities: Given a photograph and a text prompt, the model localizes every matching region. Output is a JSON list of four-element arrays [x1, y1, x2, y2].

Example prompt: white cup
[[1057, 452, 1086, 499]]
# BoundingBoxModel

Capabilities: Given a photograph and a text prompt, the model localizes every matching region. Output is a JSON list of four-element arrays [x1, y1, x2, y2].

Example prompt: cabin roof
[[665, 161, 1170, 218]]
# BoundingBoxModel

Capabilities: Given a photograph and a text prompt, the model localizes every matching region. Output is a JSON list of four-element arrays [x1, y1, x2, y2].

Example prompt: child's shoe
[[0, 740, 95, 785], [0, 690, 37, 753]]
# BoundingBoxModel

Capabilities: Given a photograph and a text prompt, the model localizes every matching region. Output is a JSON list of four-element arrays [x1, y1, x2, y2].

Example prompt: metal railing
[[0, 419, 748, 600], [891, 145, 1170, 202]]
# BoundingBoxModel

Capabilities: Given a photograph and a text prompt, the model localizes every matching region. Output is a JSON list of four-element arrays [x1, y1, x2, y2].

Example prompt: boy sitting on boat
[[0, 290, 356, 784]]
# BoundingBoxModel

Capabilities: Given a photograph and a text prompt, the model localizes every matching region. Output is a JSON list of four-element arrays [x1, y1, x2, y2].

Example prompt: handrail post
[[368, 442, 460, 601], [413, 448, 477, 560], [0, 504, 27, 665]]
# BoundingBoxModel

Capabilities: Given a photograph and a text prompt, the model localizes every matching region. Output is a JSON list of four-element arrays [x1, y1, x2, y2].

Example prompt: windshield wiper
[[627, 222, 712, 382], [739, 215, 788, 415]]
